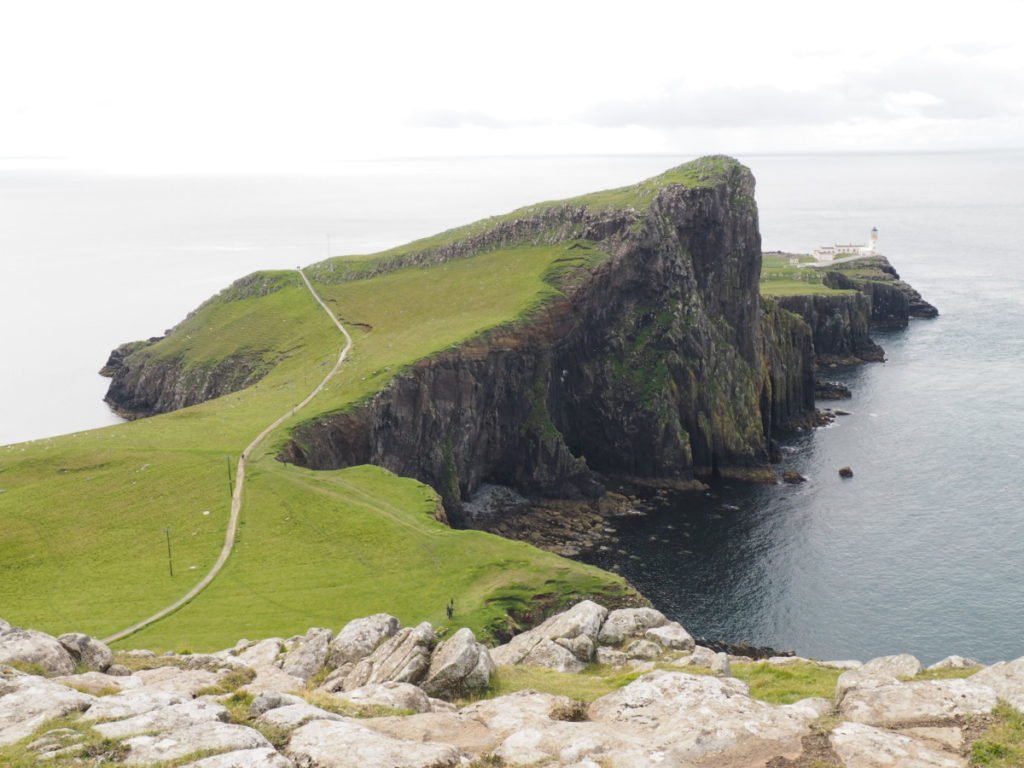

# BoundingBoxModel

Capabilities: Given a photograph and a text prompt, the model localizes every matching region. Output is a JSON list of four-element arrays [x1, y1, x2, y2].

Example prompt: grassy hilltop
[[0, 159, 742, 651]]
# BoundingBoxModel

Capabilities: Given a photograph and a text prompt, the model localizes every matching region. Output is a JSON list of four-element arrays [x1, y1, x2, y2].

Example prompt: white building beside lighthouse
[[813, 227, 879, 261]]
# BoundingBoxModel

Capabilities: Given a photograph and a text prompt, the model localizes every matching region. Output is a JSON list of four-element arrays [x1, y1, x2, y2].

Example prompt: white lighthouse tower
[[869, 227, 878, 253]]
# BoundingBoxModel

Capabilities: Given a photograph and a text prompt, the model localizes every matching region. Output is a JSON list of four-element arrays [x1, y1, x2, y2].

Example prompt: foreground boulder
[[0, 627, 76, 676], [420, 628, 494, 698], [342, 622, 437, 691], [0, 667, 95, 746], [491, 600, 607, 672], [286, 718, 462, 768], [57, 632, 114, 673]]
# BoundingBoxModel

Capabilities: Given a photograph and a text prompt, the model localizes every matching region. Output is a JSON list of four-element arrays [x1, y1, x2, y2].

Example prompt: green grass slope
[[1, 158, 737, 650], [0, 243, 628, 650]]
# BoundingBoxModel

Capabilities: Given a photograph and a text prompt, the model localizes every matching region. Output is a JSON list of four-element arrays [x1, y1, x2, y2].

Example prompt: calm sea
[[3, 152, 1022, 663]]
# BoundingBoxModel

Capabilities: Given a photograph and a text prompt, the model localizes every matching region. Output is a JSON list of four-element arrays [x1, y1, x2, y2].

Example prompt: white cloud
[[2, 0, 1022, 171]]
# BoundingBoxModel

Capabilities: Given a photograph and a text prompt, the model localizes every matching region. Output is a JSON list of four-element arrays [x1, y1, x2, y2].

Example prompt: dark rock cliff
[[774, 292, 884, 364], [281, 160, 817, 522], [821, 256, 938, 327]]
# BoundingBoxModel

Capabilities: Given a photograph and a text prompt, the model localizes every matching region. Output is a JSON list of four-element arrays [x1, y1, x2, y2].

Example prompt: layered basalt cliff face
[[280, 159, 817, 521], [822, 256, 939, 327], [774, 293, 884, 364]]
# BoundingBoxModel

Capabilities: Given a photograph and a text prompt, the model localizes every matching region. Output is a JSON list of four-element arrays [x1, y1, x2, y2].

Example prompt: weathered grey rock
[[596, 607, 666, 645], [463, 689, 577, 732], [106, 663, 133, 676], [862, 653, 922, 678], [0, 628, 76, 676], [928, 655, 981, 670], [255, 701, 345, 731], [94, 698, 229, 739], [361, 711, 497, 756], [970, 656, 1024, 711], [236, 637, 284, 668], [822, 659, 863, 670], [287, 718, 462, 768], [249, 664, 306, 694], [132, 666, 222, 697], [56, 632, 114, 672], [840, 679, 999, 725], [328, 613, 401, 667], [421, 627, 494, 697], [901, 726, 965, 752], [596, 647, 628, 667], [491, 601, 608, 671], [281, 627, 333, 682], [0, 668, 95, 746], [122, 721, 270, 765], [0, 619, 10, 632], [555, 633, 595, 661], [82, 689, 187, 721], [624, 639, 662, 661], [53, 670, 142, 694], [830, 721, 965, 767], [589, 670, 749, 725], [180, 747, 296, 768], [342, 622, 437, 691], [335, 681, 434, 714], [669, 644, 717, 668], [644, 621, 694, 651], [249, 690, 306, 717], [711, 651, 733, 677], [835, 669, 901, 703], [589, 670, 830, 764], [489, 720, 647, 766], [122, 648, 157, 658]]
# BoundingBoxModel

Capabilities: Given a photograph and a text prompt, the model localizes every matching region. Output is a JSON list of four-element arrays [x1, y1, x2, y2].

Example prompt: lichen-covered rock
[[589, 670, 829, 764], [970, 656, 1024, 711], [342, 622, 437, 691], [93, 698, 229, 739], [829, 721, 965, 768], [286, 718, 462, 768], [281, 627, 333, 682], [624, 639, 662, 661], [710, 651, 733, 677], [255, 701, 345, 731], [121, 721, 271, 765], [53, 670, 142, 694], [862, 653, 922, 678], [420, 628, 494, 698], [491, 600, 607, 672], [928, 655, 981, 670], [248, 691, 306, 717], [332, 681, 433, 714], [839, 679, 998, 725], [644, 622, 694, 651], [56, 632, 114, 672], [0, 628, 76, 676], [327, 614, 400, 668], [836, 669, 901, 703], [180, 748, 296, 768], [82, 689, 187, 722], [596, 607, 667, 645], [0, 668, 95, 746]]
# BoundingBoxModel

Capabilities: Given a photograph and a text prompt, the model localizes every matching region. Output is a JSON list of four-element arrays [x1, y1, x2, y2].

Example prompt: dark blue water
[[585, 151, 1024, 665]]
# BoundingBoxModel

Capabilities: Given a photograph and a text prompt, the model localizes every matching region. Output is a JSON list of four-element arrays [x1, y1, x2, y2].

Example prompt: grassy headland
[[1, 159, 741, 650]]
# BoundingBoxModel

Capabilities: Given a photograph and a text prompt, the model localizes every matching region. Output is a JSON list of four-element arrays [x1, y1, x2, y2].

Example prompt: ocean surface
[[2, 151, 1022, 664]]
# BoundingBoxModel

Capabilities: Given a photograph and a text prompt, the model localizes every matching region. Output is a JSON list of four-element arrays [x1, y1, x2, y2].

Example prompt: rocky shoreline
[[3, 602, 1020, 767]]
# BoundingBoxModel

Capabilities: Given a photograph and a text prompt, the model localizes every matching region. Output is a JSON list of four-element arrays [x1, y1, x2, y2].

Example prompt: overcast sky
[[3, 0, 1022, 172]]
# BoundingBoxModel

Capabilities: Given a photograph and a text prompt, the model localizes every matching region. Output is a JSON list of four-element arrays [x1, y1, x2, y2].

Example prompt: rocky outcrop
[[3, 605, 1024, 767]]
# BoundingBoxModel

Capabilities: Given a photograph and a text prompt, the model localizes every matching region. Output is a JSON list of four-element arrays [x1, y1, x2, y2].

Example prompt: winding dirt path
[[103, 269, 352, 644]]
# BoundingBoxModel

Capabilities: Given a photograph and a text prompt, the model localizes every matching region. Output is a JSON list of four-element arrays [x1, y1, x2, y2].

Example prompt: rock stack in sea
[[2, 603, 1021, 767]]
